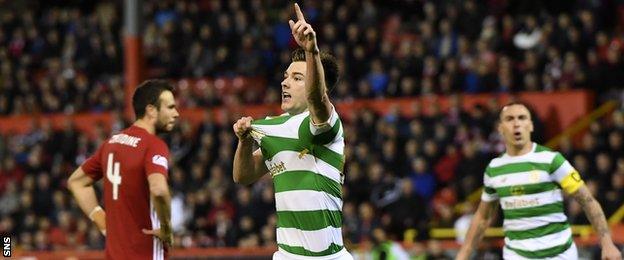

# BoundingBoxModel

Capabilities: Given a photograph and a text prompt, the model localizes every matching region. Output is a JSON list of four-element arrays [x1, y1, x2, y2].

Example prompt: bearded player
[[68, 80, 179, 259]]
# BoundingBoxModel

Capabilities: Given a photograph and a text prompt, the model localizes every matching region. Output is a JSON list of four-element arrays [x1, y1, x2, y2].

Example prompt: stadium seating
[[1, 0, 623, 258]]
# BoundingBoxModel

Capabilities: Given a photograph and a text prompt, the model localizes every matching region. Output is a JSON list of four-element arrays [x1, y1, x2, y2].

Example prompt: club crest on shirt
[[529, 170, 541, 183]]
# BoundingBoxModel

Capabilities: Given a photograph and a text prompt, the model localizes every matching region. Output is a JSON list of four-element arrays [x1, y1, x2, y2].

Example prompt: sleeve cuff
[[481, 192, 499, 202], [309, 105, 338, 135]]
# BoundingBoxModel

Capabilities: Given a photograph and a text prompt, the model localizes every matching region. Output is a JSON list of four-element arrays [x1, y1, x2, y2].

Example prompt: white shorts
[[503, 243, 578, 260], [272, 248, 353, 260]]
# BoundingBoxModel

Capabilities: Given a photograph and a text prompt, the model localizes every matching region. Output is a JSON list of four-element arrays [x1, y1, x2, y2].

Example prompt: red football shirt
[[82, 125, 169, 260]]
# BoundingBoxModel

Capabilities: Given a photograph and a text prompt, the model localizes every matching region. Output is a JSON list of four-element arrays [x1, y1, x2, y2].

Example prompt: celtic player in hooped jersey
[[232, 4, 352, 260], [457, 102, 621, 260]]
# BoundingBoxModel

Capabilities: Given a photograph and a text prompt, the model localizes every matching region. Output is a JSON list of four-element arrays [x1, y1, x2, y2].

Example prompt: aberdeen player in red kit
[[68, 80, 179, 259]]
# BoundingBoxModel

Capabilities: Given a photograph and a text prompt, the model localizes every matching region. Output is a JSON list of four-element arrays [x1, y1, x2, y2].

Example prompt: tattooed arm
[[571, 185, 622, 260], [456, 200, 499, 260]]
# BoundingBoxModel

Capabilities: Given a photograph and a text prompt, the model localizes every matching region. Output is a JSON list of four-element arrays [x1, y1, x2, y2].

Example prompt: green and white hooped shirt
[[251, 107, 345, 258], [482, 143, 585, 259]]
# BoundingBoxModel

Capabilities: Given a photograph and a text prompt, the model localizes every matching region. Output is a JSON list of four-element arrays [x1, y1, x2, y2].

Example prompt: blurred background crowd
[[2, 0, 624, 115], [0, 0, 623, 258]]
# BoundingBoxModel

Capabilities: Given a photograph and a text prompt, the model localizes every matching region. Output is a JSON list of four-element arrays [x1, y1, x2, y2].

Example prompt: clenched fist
[[233, 116, 253, 140]]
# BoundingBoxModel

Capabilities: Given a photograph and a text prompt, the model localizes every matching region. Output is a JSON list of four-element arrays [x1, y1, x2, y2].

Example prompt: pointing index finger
[[294, 3, 305, 22]]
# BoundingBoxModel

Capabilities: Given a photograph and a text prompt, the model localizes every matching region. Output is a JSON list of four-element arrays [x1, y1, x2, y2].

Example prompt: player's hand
[[288, 3, 318, 54], [601, 240, 622, 260], [233, 116, 253, 140], [91, 208, 106, 236], [142, 227, 173, 247], [455, 248, 470, 260]]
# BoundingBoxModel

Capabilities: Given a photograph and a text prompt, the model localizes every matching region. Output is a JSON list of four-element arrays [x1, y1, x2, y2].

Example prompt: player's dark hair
[[291, 48, 340, 93], [132, 79, 175, 119]]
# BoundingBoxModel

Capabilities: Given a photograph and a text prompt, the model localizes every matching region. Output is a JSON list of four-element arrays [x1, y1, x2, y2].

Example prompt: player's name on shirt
[[108, 133, 142, 147]]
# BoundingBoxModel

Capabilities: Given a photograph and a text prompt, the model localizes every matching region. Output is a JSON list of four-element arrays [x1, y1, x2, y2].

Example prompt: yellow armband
[[560, 171, 584, 194]]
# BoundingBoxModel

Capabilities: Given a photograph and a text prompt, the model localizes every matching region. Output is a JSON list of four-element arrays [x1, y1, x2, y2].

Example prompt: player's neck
[[506, 142, 533, 157], [285, 107, 308, 115], [133, 119, 156, 135]]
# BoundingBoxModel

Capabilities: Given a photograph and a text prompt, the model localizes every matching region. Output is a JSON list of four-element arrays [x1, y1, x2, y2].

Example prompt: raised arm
[[289, 3, 332, 124], [68, 167, 106, 235], [570, 186, 621, 260], [232, 116, 268, 185], [456, 200, 499, 260]]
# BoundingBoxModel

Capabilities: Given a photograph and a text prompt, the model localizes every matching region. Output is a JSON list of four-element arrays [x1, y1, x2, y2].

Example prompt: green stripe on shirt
[[486, 162, 551, 177], [496, 182, 559, 198], [503, 202, 564, 219], [274, 170, 342, 199], [312, 118, 342, 145], [252, 115, 293, 125], [278, 243, 343, 257], [506, 236, 573, 258], [297, 116, 342, 145], [550, 153, 566, 173], [260, 136, 304, 159], [276, 210, 342, 230], [313, 145, 344, 172], [534, 145, 551, 152], [260, 136, 344, 171], [505, 222, 570, 240]]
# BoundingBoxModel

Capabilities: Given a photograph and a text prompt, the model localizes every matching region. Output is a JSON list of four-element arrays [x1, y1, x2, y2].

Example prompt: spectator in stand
[[2, 1, 624, 257], [2, 1, 624, 114], [1, 100, 624, 255]]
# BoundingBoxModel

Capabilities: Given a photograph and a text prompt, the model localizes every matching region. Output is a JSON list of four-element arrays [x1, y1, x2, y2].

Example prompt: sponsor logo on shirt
[[510, 186, 525, 196], [268, 161, 286, 176], [504, 198, 540, 209], [152, 155, 168, 170]]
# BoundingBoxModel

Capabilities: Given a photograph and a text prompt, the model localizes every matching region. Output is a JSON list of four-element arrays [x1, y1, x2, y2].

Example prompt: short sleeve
[[481, 173, 499, 202], [303, 105, 342, 145], [144, 138, 170, 178], [82, 145, 104, 181], [550, 152, 584, 194]]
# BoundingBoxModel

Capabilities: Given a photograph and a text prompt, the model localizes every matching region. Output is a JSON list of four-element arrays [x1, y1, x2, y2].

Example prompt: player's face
[[498, 104, 534, 149], [155, 91, 179, 132], [281, 61, 308, 114]]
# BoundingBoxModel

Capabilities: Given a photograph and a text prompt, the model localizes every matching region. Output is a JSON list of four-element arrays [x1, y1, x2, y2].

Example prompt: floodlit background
[[0, 0, 623, 259]]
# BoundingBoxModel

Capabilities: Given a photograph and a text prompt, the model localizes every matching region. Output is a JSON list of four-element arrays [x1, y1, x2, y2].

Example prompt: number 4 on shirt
[[106, 153, 122, 200]]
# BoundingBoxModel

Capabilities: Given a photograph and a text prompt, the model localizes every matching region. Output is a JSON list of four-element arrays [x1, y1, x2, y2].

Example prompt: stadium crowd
[[0, 0, 624, 257], [1, 100, 623, 254], [1, 0, 624, 115]]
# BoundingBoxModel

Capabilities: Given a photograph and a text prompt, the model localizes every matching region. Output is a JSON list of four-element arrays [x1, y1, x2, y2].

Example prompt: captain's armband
[[560, 171, 584, 194]]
